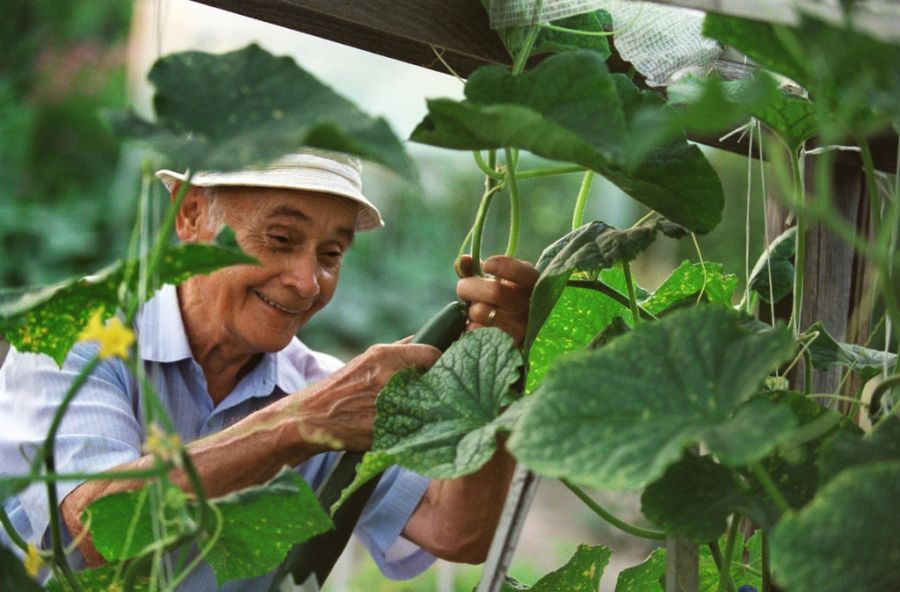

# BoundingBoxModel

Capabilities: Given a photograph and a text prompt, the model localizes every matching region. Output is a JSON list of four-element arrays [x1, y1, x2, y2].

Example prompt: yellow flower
[[143, 422, 182, 462], [24, 542, 43, 578], [79, 311, 135, 360]]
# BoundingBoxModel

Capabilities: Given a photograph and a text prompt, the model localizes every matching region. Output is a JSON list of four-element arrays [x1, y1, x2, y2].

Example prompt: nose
[[280, 252, 320, 299]]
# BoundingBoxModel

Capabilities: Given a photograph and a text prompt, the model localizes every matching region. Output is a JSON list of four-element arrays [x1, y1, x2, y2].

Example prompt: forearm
[[61, 394, 324, 566], [402, 443, 516, 563]]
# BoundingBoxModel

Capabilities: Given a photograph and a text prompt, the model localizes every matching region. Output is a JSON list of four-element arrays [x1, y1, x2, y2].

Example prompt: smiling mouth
[[254, 291, 303, 315]]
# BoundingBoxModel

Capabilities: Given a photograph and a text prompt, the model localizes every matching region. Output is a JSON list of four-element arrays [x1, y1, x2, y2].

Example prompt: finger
[[394, 335, 415, 344], [454, 255, 474, 279], [394, 343, 442, 369], [483, 256, 540, 289], [457, 276, 531, 313], [468, 302, 503, 327]]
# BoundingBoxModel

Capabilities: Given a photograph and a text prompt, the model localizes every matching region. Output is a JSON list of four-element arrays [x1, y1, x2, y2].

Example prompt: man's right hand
[[291, 342, 441, 452]]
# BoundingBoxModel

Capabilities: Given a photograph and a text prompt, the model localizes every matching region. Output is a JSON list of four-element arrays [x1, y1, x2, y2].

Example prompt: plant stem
[[504, 147, 521, 258], [789, 150, 805, 336], [717, 517, 739, 592], [511, 25, 541, 75], [749, 462, 791, 514], [561, 479, 665, 540], [469, 183, 506, 278], [802, 348, 813, 395], [708, 540, 724, 571], [566, 279, 657, 321], [137, 172, 194, 319], [762, 530, 772, 592], [516, 165, 584, 179], [621, 261, 641, 326], [539, 22, 614, 36], [571, 171, 594, 231], [473, 151, 504, 181], [0, 506, 29, 552], [858, 137, 882, 232]]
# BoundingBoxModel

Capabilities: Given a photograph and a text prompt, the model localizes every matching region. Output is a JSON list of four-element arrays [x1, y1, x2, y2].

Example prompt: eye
[[268, 233, 290, 245]]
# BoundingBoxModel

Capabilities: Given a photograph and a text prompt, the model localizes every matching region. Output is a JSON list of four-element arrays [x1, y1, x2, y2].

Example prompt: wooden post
[[666, 537, 699, 592]]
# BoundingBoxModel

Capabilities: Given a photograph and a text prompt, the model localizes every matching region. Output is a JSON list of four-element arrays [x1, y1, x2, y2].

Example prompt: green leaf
[[806, 321, 897, 381], [335, 329, 523, 510], [525, 220, 663, 351], [506, 544, 611, 591], [771, 461, 900, 592], [641, 454, 746, 542], [818, 415, 900, 486], [0, 545, 43, 592], [703, 14, 900, 137], [748, 227, 796, 304], [496, 10, 612, 60], [525, 284, 627, 393], [615, 547, 665, 592], [411, 51, 723, 233], [45, 562, 151, 592], [509, 306, 795, 490], [208, 468, 333, 584], [641, 260, 737, 315], [86, 483, 189, 562], [0, 242, 255, 365], [115, 44, 414, 179], [0, 263, 121, 365], [721, 77, 818, 152]]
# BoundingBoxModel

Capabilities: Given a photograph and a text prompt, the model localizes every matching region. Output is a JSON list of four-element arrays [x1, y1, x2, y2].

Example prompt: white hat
[[155, 150, 384, 230]]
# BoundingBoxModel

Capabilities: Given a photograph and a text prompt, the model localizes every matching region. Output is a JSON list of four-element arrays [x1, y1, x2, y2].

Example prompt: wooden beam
[[191, 0, 510, 78]]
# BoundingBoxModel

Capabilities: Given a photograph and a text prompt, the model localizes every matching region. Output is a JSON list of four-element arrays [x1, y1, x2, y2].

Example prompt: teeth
[[255, 291, 301, 315]]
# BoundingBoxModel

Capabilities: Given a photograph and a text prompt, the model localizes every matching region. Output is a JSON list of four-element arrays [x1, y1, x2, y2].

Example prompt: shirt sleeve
[[0, 343, 142, 548], [353, 465, 435, 579]]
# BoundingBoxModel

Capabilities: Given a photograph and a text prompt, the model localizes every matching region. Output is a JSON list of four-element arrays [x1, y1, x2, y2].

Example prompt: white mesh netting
[[489, 0, 722, 86]]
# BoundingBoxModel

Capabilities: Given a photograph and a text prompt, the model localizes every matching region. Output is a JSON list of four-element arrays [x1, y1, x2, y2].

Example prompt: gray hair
[[198, 186, 227, 233]]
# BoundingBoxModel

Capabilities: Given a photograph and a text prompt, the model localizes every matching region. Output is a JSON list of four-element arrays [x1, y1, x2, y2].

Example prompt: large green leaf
[[721, 77, 818, 152], [334, 329, 523, 510], [87, 483, 191, 562], [207, 468, 333, 584], [0, 545, 43, 592], [45, 563, 150, 592], [818, 415, 900, 486], [806, 321, 897, 381], [525, 220, 665, 352], [114, 44, 414, 179], [0, 263, 121, 365], [703, 14, 900, 137], [525, 284, 627, 393], [502, 544, 610, 591], [509, 306, 795, 490], [410, 51, 723, 233], [641, 453, 746, 542], [641, 260, 737, 315], [748, 227, 796, 304], [0, 244, 255, 365], [771, 461, 900, 592]]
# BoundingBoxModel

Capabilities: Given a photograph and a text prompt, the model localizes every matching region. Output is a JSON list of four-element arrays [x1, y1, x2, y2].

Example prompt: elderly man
[[0, 150, 538, 589]]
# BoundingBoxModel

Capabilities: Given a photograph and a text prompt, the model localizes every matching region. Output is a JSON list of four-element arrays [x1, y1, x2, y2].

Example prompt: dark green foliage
[[806, 321, 897, 381], [115, 44, 415, 180], [411, 51, 724, 233], [771, 461, 900, 592], [0, 545, 44, 592], [510, 306, 796, 490]]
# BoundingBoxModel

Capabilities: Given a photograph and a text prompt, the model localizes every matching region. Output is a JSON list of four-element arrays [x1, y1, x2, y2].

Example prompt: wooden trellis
[[185, 1, 894, 591]]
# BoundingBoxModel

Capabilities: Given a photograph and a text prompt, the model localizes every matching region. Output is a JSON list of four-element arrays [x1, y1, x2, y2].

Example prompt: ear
[[173, 184, 212, 242]]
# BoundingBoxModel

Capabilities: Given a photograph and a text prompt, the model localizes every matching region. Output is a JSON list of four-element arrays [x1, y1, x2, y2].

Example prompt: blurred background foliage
[[0, 0, 136, 286]]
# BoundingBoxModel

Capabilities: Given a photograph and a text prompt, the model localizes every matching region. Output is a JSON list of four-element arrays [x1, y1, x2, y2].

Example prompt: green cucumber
[[271, 300, 469, 590], [412, 300, 469, 350]]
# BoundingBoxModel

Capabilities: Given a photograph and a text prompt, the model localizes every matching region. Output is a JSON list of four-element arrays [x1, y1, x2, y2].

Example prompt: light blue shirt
[[0, 284, 434, 589]]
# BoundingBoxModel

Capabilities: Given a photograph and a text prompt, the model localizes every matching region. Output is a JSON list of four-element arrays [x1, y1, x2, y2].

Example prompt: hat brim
[[155, 166, 384, 231]]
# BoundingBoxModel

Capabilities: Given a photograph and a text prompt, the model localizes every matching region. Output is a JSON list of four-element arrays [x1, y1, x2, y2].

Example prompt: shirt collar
[[136, 284, 195, 363]]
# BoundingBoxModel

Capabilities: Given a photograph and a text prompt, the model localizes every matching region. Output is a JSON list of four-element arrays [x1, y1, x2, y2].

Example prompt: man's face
[[180, 186, 357, 354]]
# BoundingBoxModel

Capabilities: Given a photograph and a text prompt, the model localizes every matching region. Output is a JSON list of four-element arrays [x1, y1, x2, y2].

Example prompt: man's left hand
[[455, 255, 539, 346]]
